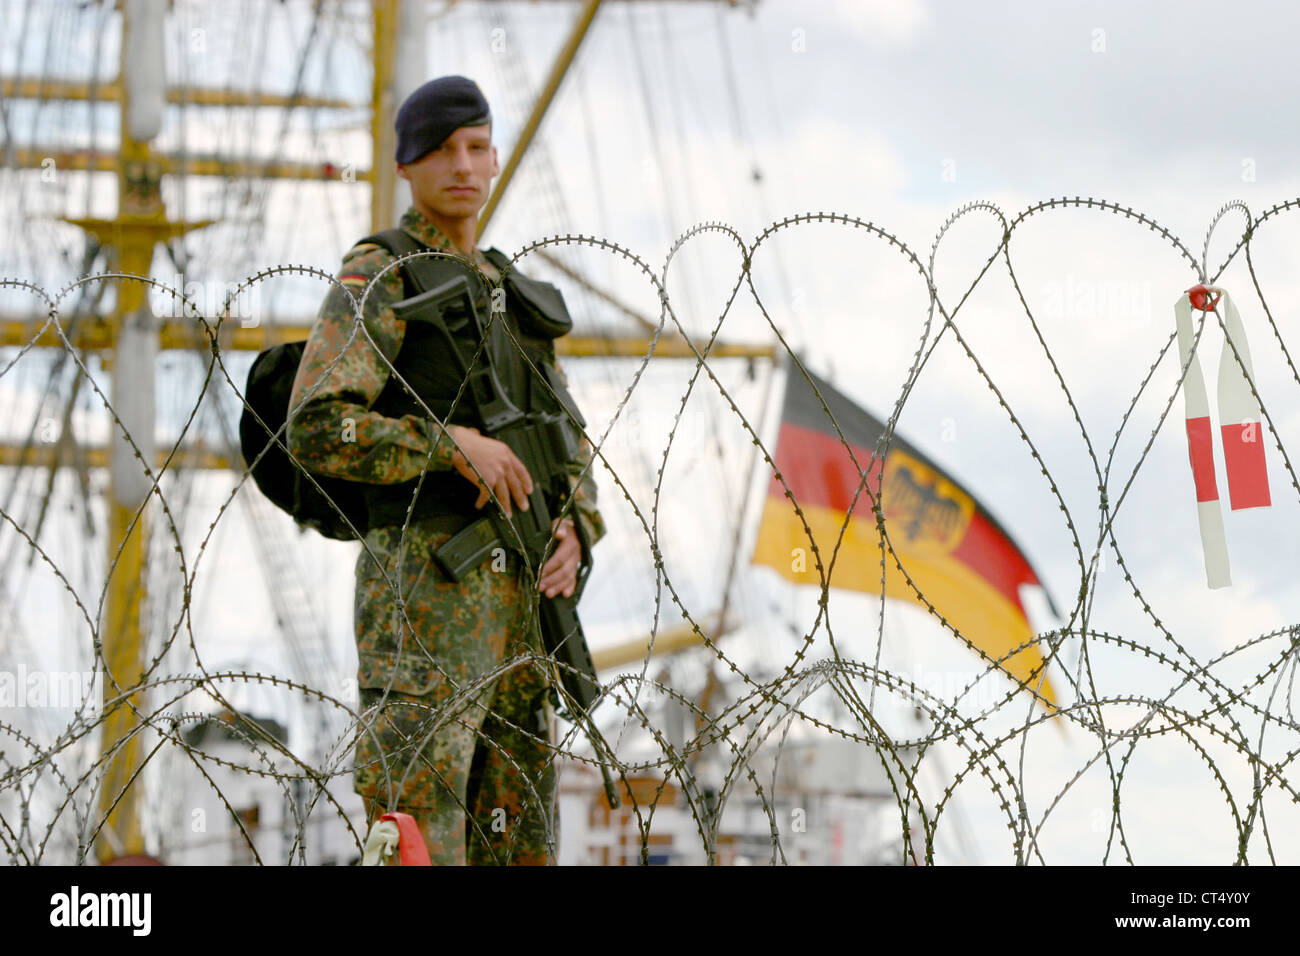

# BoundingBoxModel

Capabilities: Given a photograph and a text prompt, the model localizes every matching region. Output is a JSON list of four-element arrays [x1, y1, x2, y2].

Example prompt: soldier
[[286, 75, 604, 865]]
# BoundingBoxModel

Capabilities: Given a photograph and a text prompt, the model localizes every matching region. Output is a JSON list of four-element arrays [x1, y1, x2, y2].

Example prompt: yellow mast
[[478, 0, 604, 238], [370, 0, 400, 233], [63, 1, 212, 863], [0, 2, 768, 863]]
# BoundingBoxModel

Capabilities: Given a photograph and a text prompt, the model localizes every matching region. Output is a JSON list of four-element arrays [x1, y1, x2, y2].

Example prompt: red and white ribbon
[[1174, 286, 1271, 589]]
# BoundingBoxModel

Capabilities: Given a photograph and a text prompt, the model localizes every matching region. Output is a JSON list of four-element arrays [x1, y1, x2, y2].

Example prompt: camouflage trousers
[[352, 521, 558, 865]]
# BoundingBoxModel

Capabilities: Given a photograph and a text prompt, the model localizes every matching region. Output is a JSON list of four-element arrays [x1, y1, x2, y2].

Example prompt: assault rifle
[[391, 274, 620, 807]]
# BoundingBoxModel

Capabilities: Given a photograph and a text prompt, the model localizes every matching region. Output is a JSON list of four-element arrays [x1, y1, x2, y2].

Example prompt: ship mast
[[0, 0, 770, 863], [67, 0, 212, 863]]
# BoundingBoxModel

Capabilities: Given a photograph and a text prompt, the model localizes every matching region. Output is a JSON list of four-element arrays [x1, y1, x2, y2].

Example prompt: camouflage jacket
[[286, 205, 605, 551]]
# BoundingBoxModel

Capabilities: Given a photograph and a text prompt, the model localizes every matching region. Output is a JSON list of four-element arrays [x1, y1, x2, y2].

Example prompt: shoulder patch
[[337, 242, 401, 287]]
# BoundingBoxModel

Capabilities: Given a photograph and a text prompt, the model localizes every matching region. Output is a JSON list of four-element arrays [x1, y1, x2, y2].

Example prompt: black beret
[[395, 75, 491, 164]]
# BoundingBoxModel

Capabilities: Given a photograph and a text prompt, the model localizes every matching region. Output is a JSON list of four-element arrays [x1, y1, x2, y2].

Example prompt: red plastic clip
[[1186, 284, 1222, 312], [380, 812, 431, 866]]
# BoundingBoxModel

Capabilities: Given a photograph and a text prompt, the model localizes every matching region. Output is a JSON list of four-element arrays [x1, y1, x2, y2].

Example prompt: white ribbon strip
[[1173, 286, 1270, 590], [360, 819, 400, 866]]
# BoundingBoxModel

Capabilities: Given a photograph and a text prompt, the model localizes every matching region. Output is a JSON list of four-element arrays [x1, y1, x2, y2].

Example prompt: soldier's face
[[397, 124, 499, 221]]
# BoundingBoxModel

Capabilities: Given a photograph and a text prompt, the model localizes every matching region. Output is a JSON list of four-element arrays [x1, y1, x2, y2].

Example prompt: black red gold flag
[[751, 357, 1059, 709]]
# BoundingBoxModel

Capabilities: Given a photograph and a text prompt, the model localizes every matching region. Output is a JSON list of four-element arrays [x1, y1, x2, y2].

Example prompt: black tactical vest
[[360, 233, 583, 529]]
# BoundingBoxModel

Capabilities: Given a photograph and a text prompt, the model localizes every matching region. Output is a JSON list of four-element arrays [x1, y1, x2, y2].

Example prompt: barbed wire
[[1, 197, 1299, 865]]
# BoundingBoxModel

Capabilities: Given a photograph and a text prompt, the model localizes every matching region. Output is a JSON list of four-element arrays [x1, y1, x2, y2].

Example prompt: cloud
[[830, 0, 934, 47]]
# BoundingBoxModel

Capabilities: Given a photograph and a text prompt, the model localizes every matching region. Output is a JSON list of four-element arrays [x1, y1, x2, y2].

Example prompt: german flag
[[750, 357, 1059, 710]]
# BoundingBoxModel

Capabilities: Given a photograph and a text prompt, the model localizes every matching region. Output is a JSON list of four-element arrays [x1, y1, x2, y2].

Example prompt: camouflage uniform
[[287, 205, 604, 865]]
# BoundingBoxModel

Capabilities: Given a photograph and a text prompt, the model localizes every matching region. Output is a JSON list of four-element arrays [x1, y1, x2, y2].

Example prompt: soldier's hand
[[538, 517, 581, 598], [447, 425, 533, 517]]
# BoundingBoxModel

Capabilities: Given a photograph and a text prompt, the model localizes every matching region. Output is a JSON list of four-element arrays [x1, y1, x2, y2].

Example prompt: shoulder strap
[[357, 227, 423, 260], [355, 228, 423, 299], [357, 228, 483, 298], [483, 247, 512, 273]]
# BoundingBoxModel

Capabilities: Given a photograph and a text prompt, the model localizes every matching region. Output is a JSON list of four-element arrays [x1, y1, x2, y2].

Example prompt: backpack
[[239, 229, 574, 541], [238, 229, 429, 541]]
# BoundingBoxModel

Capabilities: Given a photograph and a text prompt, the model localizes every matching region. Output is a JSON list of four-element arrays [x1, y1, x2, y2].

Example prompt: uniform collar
[[399, 205, 487, 266]]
